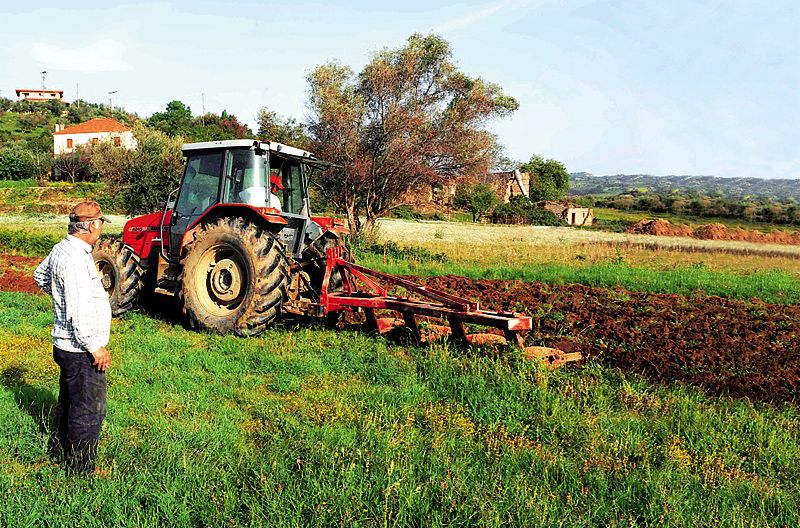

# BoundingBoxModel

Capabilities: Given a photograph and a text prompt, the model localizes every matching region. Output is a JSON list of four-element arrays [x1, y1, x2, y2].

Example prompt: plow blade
[[320, 247, 532, 347]]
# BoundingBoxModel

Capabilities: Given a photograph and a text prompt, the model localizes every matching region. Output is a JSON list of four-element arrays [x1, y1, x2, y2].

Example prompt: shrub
[[0, 147, 35, 180], [492, 195, 563, 226], [0, 228, 61, 256], [390, 205, 422, 220]]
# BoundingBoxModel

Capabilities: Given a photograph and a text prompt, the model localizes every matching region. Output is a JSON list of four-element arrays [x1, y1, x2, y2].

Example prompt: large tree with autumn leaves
[[306, 34, 518, 236]]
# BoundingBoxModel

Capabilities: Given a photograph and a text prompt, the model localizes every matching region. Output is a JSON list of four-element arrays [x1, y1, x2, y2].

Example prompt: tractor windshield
[[174, 151, 223, 217]]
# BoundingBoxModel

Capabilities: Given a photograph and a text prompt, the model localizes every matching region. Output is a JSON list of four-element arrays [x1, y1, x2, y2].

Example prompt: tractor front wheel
[[181, 217, 289, 336], [93, 239, 144, 316]]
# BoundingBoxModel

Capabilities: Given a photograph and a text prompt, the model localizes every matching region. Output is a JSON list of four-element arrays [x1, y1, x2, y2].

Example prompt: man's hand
[[91, 346, 111, 372]]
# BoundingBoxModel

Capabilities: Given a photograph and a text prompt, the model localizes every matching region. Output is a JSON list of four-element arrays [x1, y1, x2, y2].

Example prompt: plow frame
[[318, 246, 531, 347]]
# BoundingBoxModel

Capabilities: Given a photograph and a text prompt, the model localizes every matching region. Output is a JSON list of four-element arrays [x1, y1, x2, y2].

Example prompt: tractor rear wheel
[[304, 234, 349, 294], [93, 239, 144, 316], [181, 217, 289, 336]]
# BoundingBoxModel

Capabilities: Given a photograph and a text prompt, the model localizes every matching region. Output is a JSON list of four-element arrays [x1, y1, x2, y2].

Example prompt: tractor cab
[[166, 139, 325, 260]]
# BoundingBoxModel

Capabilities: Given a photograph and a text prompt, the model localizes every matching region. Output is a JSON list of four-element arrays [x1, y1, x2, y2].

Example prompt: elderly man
[[33, 201, 112, 475]]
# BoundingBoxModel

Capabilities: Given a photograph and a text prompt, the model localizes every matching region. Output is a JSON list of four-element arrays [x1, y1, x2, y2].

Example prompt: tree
[[28, 150, 51, 185], [88, 140, 130, 188], [306, 33, 518, 236], [147, 100, 194, 137], [522, 155, 570, 202], [454, 182, 498, 221], [0, 147, 35, 180], [53, 145, 92, 184], [492, 195, 563, 226], [256, 107, 310, 148], [116, 124, 184, 215]]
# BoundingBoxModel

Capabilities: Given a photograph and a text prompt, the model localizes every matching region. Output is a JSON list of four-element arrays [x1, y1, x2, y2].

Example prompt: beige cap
[[70, 200, 110, 223]]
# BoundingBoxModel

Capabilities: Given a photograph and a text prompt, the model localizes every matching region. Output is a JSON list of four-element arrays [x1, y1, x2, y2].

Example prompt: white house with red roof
[[53, 118, 137, 155], [16, 88, 65, 102]]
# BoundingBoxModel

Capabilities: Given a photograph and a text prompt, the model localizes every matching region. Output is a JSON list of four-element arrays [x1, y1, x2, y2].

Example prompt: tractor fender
[[310, 215, 349, 236], [180, 204, 288, 255]]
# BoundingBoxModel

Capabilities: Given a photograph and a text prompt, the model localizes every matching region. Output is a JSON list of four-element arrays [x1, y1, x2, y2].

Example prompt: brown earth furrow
[[417, 275, 800, 403]]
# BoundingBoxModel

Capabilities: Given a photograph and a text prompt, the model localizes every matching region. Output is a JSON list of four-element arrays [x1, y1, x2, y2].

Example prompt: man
[[269, 172, 284, 212], [33, 201, 112, 475]]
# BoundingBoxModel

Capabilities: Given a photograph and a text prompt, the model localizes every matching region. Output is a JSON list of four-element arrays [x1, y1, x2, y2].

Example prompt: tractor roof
[[181, 139, 316, 160]]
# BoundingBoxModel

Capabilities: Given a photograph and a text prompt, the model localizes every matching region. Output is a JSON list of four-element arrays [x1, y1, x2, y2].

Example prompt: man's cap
[[269, 174, 285, 190], [70, 201, 110, 223]]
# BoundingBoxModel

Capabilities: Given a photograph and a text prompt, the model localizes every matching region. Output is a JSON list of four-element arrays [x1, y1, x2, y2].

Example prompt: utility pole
[[201, 92, 205, 126], [108, 90, 117, 110], [41, 70, 47, 89]]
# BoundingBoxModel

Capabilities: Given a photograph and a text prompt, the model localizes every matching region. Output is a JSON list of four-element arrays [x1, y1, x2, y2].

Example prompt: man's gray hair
[[68, 220, 97, 234]]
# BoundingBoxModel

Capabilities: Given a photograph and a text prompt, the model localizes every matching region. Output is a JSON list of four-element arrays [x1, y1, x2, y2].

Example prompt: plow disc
[[319, 246, 532, 347]]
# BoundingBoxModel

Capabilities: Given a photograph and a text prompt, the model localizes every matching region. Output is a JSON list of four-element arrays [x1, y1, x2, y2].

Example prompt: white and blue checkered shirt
[[34, 236, 112, 354]]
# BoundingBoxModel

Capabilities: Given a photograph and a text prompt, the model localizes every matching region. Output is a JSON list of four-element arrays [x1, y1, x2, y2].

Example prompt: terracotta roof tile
[[54, 118, 131, 135]]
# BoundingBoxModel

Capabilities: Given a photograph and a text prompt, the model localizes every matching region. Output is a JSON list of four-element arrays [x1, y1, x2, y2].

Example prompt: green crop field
[[1, 215, 799, 526]]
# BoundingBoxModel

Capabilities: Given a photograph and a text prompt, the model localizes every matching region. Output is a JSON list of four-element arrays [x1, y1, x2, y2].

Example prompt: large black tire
[[93, 239, 144, 316], [181, 217, 289, 336], [304, 234, 350, 294]]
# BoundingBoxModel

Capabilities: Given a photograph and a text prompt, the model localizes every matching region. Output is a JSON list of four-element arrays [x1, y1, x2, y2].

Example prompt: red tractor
[[93, 139, 531, 344]]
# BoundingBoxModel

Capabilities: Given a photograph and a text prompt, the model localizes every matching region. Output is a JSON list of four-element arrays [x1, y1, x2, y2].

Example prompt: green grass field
[[1, 214, 799, 526], [0, 291, 798, 527]]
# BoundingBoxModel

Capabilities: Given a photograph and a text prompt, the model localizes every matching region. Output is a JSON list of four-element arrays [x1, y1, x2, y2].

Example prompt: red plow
[[319, 246, 533, 347]]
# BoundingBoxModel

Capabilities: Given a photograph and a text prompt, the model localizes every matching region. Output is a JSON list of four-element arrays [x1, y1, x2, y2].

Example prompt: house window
[[66, 139, 73, 149], [113, 137, 121, 147], [51, 93, 56, 97], [91, 137, 98, 145]]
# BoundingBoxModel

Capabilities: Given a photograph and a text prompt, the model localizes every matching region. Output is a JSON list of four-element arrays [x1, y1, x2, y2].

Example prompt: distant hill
[[569, 173, 800, 201]]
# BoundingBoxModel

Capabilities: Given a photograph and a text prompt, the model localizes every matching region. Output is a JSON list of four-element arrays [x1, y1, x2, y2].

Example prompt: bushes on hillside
[[0, 147, 35, 180]]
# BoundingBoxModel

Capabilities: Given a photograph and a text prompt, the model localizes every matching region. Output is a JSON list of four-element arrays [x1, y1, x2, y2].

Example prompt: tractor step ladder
[[319, 246, 532, 347]]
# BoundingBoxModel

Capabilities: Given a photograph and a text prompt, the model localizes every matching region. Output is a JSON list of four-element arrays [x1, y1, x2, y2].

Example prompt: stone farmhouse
[[542, 201, 595, 226], [53, 118, 137, 155]]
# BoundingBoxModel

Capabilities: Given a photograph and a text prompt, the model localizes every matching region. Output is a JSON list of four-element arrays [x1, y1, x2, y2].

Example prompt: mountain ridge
[[569, 173, 800, 201]]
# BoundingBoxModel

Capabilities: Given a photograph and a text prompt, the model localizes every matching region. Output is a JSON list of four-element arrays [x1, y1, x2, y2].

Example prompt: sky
[[1, 0, 798, 179]]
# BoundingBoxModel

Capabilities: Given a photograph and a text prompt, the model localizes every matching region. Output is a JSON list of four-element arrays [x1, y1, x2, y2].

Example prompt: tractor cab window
[[270, 156, 305, 215], [222, 149, 270, 208], [175, 151, 223, 216]]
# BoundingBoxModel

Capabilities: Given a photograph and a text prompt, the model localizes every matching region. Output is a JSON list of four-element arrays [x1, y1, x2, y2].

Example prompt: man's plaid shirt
[[34, 236, 112, 354]]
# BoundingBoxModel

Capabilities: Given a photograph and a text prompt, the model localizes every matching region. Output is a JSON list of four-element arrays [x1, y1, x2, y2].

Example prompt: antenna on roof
[[41, 70, 47, 89]]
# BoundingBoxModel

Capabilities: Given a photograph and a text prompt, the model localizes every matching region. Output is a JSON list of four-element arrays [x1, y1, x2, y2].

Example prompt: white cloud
[[30, 39, 131, 73], [433, 0, 538, 34]]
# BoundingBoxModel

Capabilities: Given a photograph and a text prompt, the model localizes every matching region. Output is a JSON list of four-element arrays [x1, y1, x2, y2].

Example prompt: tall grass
[[0, 291, 797, 526]]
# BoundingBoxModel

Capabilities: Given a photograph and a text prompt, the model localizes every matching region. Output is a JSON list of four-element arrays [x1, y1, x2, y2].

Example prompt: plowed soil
[[628, 218, 800, 245], [1, 254, 796, 403], [0, 255, 41, 295], [418, 275, 800, 403]]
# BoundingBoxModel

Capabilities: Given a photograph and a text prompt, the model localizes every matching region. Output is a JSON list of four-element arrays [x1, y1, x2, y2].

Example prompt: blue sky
[[1, 0, 797, 178]]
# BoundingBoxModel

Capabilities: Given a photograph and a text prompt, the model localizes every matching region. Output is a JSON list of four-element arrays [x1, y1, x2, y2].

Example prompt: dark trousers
[[50, 346, 107, 474]]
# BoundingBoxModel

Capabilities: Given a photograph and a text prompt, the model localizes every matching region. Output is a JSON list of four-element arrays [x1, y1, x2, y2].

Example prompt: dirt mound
[[418, 275, 800, 403], [627, 219, 693, 237], [627, 218, 800, 246], [692, 223, 727, 240]]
